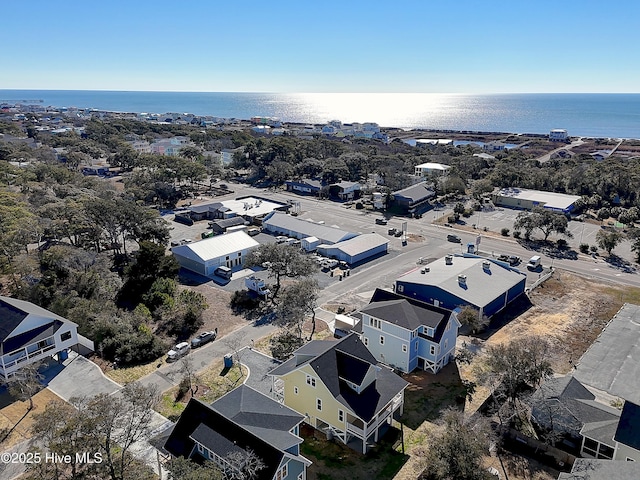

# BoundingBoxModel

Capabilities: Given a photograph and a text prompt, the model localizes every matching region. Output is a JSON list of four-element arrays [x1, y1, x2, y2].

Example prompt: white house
[[414, 162, 451, 177], [549, 129, 568, 141], [0, 296, 79, 379]]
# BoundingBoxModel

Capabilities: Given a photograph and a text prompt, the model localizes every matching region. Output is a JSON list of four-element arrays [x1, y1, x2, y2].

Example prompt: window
[[430, 345, 436, 356], [411, 330, 417, 338], [402, 344, 407, 353], [444, 339, 448, 350], [369, 317, 381, 329], [583, 438, 598, 457], [61, 331, 72, 342], [446, 320, 451, 331], [415, 341, 418, 352], [598, 444, 614, 459], [397, 284, 404, 293], [316, 398, 322, 411], [627, 457, 636, 462], [306, 375, 316, 387], [338, 410, 344, 422], [379, 335, 385, 345], [363, 337, 369, 346], [294, 386, 299, 395]]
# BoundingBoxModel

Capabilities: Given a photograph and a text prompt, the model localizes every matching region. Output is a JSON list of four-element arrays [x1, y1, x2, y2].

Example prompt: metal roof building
[[395, 254, 526, 318], [171, 230, 259, 277], [262, 212, 357, 245], [317, 233, 389, 265], [492, 187, 581, 213]]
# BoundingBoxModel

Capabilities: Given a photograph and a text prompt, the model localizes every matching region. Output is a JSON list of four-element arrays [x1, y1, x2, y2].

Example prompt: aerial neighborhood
[[4, 101, 640, 480]]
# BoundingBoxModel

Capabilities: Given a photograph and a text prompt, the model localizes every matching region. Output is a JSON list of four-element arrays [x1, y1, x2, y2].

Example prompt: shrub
[[230, 290, 260, 313], [176, 376, 191, 401], [269, 331, 304, 361], [501, 228, 510, 236], [557, 238, 568, 249], [513, 231, 521, 239], [579, 243, 590, 254], [590, 245, 599, 253]]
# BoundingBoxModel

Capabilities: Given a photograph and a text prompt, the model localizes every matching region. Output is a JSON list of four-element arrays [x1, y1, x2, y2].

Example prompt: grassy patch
[[155, 361, 246, 418], [105, 356, 165, 384]]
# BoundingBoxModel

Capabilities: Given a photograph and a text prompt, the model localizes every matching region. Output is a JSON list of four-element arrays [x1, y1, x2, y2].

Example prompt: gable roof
[[171, 231, 259, 262], [318, 233, 388, 257], [574, 303, 640, 405], [530, 376, 620, 438], [614, 401, 640, 452], [360, 288, 452, 335], [391, 181, 435, 202], [396, 256, 526, 309], [0, 296, 76, 353], [164, 395, 293, 480], [270, 335, 408, 422], [211, 385, 304, 452], [558, 458, 640, 480]]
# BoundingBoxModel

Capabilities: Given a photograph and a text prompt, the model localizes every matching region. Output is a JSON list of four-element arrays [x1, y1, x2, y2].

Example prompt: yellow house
[[270, 334, 408, 454]]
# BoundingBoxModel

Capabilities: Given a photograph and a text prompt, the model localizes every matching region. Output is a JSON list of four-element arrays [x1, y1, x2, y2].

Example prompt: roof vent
[[445, 255, 453, 265], [458, 274, 467, 284], [482, 261, 491, 270], [420, 267, 430, 274]]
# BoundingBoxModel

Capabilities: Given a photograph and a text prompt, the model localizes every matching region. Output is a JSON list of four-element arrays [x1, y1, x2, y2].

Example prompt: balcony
[[2, 341, 56, 371]]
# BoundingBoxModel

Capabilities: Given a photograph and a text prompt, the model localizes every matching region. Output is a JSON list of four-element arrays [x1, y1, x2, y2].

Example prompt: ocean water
[[1, 90, 639, 138]]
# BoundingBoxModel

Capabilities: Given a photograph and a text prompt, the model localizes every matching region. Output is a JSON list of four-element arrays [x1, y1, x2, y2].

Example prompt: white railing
[[2, 344, 56, 370]]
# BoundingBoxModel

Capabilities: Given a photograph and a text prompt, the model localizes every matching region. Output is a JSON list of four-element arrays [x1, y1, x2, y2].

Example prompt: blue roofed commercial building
[[394, 255, 527, 319], [492, 187, 581, 214]]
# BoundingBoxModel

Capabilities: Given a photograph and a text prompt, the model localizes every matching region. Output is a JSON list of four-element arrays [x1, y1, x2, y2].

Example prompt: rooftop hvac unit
[[458, 274, 467, 283], [482, 261, 491, 269], [445, 255, 453, 265], [420, 267, 430, 274]]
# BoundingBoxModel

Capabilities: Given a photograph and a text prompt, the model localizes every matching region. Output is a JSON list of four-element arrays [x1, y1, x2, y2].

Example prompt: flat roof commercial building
[[492, 187, 581, 214], [395, 255, 526, 319], [262, 212, 357, 245], [317, 233, 389, 265]]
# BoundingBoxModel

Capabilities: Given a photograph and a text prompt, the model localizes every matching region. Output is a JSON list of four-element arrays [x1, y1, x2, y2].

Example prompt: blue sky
[[1, 0, 638, 93]]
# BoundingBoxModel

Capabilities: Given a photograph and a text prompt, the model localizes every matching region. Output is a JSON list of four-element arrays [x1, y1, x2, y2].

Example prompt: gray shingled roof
[[391, 181, 435, 202], [530, 376, 620, 439], [211, 385, 304, 451], [574, 303, 640, 405], [558, 458, 640, 480], [269, 335, 408, 422]]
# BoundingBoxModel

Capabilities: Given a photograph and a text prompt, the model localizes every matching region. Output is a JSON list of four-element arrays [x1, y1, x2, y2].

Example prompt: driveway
[[45, 351, 121, 401], [238, 347, 282, 396]]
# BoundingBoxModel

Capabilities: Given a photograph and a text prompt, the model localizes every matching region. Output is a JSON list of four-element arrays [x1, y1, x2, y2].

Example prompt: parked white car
[[167, 342, 190, 361]]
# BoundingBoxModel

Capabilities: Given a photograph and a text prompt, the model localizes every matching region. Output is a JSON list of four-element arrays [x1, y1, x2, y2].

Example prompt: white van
[[247, 227, 260, 236], [526, 255, 542, 270], [214, 266, 233, 279]]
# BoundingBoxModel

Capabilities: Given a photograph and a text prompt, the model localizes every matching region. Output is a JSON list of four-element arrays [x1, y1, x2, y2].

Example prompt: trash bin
[[224, 354, 233, 368], [59, 349, 68, 361]]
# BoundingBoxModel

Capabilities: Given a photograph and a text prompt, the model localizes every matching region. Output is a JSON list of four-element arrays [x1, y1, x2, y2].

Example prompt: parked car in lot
[[388, 228, 397, 235], [375, 218, 388, 225], [167, 342, 190, 361], [191, 330, 217, 348], [447, 234, 461, 243], [508, 255, 521, 266], [275, 236, 288, 243], [527, 255, 542, 270], [394, 230, 403, 237]]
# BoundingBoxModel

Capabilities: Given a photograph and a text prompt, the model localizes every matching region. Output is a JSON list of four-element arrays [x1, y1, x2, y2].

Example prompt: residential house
[[557, 458, 640, 480], [328, 181, 361, 201], [0, 296, 78, 379], [549, 129, 568, 141], [269, 334, 408, 454], [530, 376, 621, 450], [395, 255, 526, 319], [414, 162, 451, 177], [285, 179, 324, 196], [358, 289, 460, 374], [164, 385, 310, 480]]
